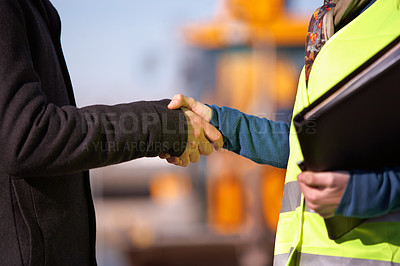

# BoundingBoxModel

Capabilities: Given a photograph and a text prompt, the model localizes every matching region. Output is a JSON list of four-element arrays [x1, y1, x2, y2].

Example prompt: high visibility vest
[[274, 0, 400, 265]]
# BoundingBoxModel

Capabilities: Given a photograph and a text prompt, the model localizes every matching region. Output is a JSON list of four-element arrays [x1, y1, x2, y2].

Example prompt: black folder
[[294, 35, 400, 172], [293, 35, 400, 240]]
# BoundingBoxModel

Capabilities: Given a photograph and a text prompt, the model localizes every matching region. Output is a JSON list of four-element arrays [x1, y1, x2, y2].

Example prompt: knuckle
[[214, 141, 223, 151], [306, 174, 314, 184], [189, 141, 197, 149], [307, 192, 318, 203], [194, 131, 201, 139], [327, 178, 335, 187]]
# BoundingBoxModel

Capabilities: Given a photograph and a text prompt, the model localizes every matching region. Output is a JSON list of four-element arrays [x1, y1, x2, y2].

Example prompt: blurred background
[[52, 0, 319, 265]]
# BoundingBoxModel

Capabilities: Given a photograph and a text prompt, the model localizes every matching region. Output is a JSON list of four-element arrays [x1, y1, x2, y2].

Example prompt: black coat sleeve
[[0, 0, 187, 177]]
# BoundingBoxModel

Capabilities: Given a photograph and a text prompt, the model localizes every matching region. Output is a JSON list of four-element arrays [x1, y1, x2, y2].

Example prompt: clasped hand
[[159, 94, 222, 167], [297, 171, 350, 218]]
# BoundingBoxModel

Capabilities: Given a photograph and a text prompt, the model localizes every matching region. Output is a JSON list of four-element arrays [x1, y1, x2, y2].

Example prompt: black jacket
[[0, 0, 187, 265]]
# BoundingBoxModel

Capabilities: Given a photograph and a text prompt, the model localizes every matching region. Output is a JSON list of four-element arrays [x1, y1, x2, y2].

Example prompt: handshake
[[159, 94, 223, 167]]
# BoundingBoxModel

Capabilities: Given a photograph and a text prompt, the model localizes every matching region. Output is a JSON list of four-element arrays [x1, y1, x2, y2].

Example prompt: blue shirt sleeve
[[208, 105, 400, 218], [336, 167, 400, 218], [208, 104, 290, 168]]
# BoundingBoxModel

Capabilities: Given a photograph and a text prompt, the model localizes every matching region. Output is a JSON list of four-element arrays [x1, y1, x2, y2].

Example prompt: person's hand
[[159, 107, 223, 167], [297, 171, 350, 218], [160, 94, 222, 167]]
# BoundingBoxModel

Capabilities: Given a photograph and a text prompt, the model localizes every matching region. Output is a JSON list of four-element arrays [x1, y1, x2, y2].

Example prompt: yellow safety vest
[[274, 0, 400, 265]]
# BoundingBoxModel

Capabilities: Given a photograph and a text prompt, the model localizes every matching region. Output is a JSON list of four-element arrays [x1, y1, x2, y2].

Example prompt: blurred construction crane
[[181, 1, 309, 265]]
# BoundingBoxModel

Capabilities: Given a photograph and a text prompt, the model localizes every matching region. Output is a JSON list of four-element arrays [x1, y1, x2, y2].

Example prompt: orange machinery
[[182, 0, 309, 235]]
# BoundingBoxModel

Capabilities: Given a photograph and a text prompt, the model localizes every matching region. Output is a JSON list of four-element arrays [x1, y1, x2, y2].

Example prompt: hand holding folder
[[293, 35, 400, 239]]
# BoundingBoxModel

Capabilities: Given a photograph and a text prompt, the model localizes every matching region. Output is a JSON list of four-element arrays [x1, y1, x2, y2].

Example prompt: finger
[[189, 148, 200, 163], [167, 157, 180, 165], [298, 181, 323, 203], [187, 139, 198, 152], [168, 94, 193, 109], [181, 156, 190, 167], [159, 153, 171, 159], [178, 152, 190, 167], [201, 119, 223, 151], [198, 138, 213, 155], [298, 180, 312, 196], [298, 172, 330, 188]]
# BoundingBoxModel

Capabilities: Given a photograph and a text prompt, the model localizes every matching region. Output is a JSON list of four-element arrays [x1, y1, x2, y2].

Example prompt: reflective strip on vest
[[280, 181, 301, 213], [299, 254, 400, 266], [274, 251, 293, 266], [276, 253, 400, 266], [274, 252, 400, 266]]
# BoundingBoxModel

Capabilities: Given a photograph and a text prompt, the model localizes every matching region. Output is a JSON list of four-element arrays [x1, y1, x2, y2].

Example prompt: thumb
[[168, 94, 189, 110], [169, 94, 213, 122], [298, 172, 328, 187]]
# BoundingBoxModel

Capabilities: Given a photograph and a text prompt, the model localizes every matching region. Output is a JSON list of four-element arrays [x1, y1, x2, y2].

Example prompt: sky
[[50, 0, 218, 107], [51, 0, 319, 107]]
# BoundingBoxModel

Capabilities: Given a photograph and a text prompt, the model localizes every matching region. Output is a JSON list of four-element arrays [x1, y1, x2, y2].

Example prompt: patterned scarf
[[305, 0, 370, 84]]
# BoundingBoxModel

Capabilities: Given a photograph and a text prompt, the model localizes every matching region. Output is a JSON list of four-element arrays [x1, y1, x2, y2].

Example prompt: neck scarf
[[305, 0, 370, 84]]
